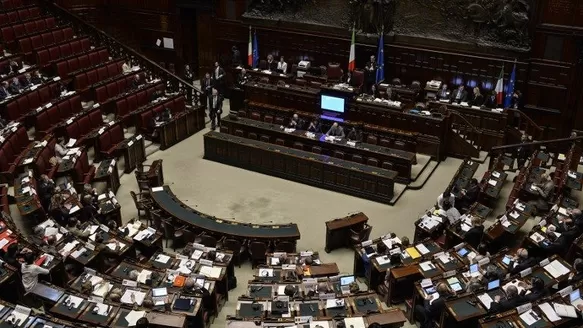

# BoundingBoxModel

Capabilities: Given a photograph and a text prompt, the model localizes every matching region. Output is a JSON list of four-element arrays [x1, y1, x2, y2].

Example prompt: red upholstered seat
[[116, 80, 127, 94], [56, 61, 69, 77], [42, 32, 54, 45], [48, 46, 60, 61], [58, 100, 71, 118], [107, 63, 118, 77], [38, 86, 51, 103], [70, 40, 81, 54], [24, 22, 36, 35], [106, 82, 119, 99], [27, 91, 40, 111], [89, 110, 103, 128], [136, 91, 147, 106], [52, 30, 64, 43], [86, 70, 98, 85], [66, 122, 80, 140], [35, 19, 46, 31], [140, 111, 154, 133], [67, 58, 79, 73], [6, 11, 18, 24], [89, 52, 100, 65], [28, 6, 40, 18], [69, 95, 82, 113], [63, 28, 74, 40], [97, 67, 108, 81], [15, 127, 29, 151], [5, 102, 18, 121], [98, 132, 112, 156], [47, 107, 61, 125], [19, 38, 32, 53], [95, 86, 108, 103], [45, 17, 56, 28], [77, 116, 91, 136], [59, 44, 72, 58], [174, 97, 185, 112], [16, 97, 29, 115], [109, 125, 124, 145], [1, 27, 14, 43], [98, 49, 109, 62], [17, 8, 29, 20], [127, 95, 137, 113], [80, 38, 91, 51], [35, 111, 50, 133], [116, 99, 128, 117], [13, 24, 25, 39], [78, 54, 89, 69]]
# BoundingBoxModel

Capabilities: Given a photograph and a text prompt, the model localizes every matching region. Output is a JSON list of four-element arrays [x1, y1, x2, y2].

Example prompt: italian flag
[[348, 24, 355, 72], [248, 26, 253, 66], [495, 66, 504, 105]]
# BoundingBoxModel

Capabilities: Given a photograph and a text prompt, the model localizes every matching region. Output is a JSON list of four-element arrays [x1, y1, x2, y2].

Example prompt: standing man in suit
[[209, 88, 223, 131], [436, 84, 449, 100], [365, 55, 377, 93], [212, 62, 225, 94], [277, 56, 288, 74], [183, 64, 193, 83], [450, 85, 467, 104], [201, 72, 213, 111], [266, 54, 277, 71]]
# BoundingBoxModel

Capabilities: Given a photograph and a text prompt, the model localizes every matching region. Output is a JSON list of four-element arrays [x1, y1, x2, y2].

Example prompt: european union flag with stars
[[376, 29, 384, 84]]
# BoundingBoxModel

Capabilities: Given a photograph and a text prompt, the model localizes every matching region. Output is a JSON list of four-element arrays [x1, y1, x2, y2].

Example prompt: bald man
[[509, 248, 537, 275]]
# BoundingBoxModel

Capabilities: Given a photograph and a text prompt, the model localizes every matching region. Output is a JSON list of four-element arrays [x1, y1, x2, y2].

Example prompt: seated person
[[568, 259, 583, 284], [41, 235, 58, 254], [442, 200, 461, 225], [55, 137, 69, 160], [436, 187, 455, 210], [399, 236, 411, 248], [520, 277, 548, 302], [450, 85, 467, 104], [344, 71, 358, 87], [307, 119, 321, 133], [21, 73, 33, 88], [470, 242, 490, 264], [415, 282, 455, 328], [68, 218, 90, 239], [236, 68, 249, 87], [31, 70, 43, 85], [528, 172, 555, 213], [131, 74, 142, 89], [122, 61, 132, 74], [38, 174, 56, 210], [483, 264, 504, 282], [346, 127, 362, 142], [326, 122, 345, 138], [465, 275, 484, 293], [7, 78, 20, 95], [436, 84, 449, 100], [483, 90, 498, 108], [470, 87, 484, 107], [509, 248, 537, 275], [0, 81, 10, 100], [456, 178, 480, 212], [277, 56, 287, 74], [0, 243, 32, 267], [82, 184, 98, 205], [287, 113, 303, 129], [490, 285, 524, 313], [369, 84, 381, 98]]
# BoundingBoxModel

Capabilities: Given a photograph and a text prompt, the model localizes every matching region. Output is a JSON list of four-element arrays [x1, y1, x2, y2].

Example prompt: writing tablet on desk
[[238, 303, 264, 317], [173, 298, 195, 311], [298, 303, 319, 316]]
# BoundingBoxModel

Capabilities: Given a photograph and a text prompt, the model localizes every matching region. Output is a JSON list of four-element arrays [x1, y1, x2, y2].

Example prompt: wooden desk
[[117, 134, 146, 173], [325, 212, 369, 252], [93, 158, 121, 194], [204, 131, 397, 204], [302, 263, 340, 278], [221, 116, 416, 183], [146, 159, 164, 187], [158, 109, 202, 150]]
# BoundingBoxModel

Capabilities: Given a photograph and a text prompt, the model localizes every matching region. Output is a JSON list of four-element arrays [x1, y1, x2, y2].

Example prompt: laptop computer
[[457, 248, 468, 257], [340, 276, 355, 294], [487, 279, 500, 291], [152, 287, 167, 306], [570, 290, 583, 307], [469, 264, 480, 277]]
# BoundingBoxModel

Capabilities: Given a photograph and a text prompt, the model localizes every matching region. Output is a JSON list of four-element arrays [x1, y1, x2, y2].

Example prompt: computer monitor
[[502, 256, 512, 265], [340, 276, 355, 286], [487, 280, 500, 290], [570, 290, 581, 303], [457, 248, 468, 257], [152, 287, 168, 297], [469, 264, 479, 273], [321, 95, 345, 113]]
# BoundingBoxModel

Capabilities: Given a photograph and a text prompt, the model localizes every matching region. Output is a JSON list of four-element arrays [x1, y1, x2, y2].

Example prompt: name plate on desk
[[520, 268, 532, 277], [200, 259, 213, 266], [516, 303, 532, 314], [559, 286, 573, 297], [282, 264, 296, 270], [300, 251, 314, 257], [99, 224, 110, 232], [192, 243, 205, 250], [303, 278, 317, 284], [360, 240, 373, 247], [122, 279, 137, 287], [295, 316, 312, 324], [540, 258, 550, 267], [443, 270, 456, 278]]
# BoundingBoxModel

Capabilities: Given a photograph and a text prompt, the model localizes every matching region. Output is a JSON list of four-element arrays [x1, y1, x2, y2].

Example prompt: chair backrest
[[223, 238, 242, 255], [249, 241, 267, 258], [275, 241, 295, 253]]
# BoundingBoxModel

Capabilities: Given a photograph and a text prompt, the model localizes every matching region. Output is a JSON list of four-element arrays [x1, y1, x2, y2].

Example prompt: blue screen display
[[321, 95, 345, 113]]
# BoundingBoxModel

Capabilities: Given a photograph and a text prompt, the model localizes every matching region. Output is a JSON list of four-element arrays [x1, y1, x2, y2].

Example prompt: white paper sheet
[[520, 310, 538, 326], [200, 266, 222, 278], [554, 303, 577, 318], [124, 310, 146, 326], [478, 293, 494, 309], [416, 244, 430, 255], [155, 254, 170, 264], [121, 290, 146, 306], [538, 302, 561, 322]]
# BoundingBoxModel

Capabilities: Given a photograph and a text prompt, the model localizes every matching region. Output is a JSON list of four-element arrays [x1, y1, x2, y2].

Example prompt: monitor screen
[[340, 276, 355, 286], [487, 280, 500, 290], [457, 248, 468, 257], [502, 256, 512, 265], [570, 290, 580, 303], [321, 95, 345, 113], [152, 287, 168, 297], [469, 264, 479, 273]]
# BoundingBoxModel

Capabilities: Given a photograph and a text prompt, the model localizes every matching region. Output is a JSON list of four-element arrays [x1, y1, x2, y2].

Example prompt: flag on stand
[[504, 60, 517, 108], [494, 65, 505, 106], [375, 28, 384, 84], [348, 24, 356, 72], [247, 26, 253, 67], [252, 31, 259, 69]]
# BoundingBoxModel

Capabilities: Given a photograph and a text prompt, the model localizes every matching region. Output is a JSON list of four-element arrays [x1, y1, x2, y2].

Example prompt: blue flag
[[504, 61, 516, 108], [252, 31, 259, 69], [376, 31, 384, 84]]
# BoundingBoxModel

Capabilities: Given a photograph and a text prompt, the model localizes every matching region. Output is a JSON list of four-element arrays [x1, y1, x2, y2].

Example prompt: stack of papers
[[199, 266, 222, 278], [544, 260, 570, 278], [121, 290, 146, 305], [519, 310, 539, 325], [538, 303, 561, 322], [190, 250, 203, 260], [419, 261, 436, 272], [93, 303, 110, 316], [137, 270, 151, 284], [416, 244, 430, 255], [125, 310, 146, 326], [155, 254, 170, 264], [66, 295, 84, 309], [554, 303, 577, 318], [477, 293, 494, 309], [93, 282, 112, 298]]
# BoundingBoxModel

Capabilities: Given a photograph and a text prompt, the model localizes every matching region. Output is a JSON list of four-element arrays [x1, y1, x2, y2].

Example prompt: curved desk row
[[149, 186, 301, 241]]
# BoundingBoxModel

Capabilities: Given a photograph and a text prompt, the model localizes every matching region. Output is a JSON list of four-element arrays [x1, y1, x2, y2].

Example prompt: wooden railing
[[40, 0, 205, 112], [449, 111, 483, 152], [505, 108, 545, 141]]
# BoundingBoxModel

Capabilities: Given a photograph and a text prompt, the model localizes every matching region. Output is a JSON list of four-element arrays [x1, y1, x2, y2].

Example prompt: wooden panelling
[[541, 0, 583, 27]]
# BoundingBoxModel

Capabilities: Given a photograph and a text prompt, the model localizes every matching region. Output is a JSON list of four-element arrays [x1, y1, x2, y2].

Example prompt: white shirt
[[277, 61, 288, 73], [436, 193, 455, 209], [213, 95, 218, 108], [55, 143, 68, 157], [21, 263, 50, 292]]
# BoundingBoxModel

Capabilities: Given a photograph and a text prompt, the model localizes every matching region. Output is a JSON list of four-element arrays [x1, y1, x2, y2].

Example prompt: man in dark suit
[[201, 72, 213, 110], [463, 216, 484, 249], [236, 68, 249, 88], [365, 55, 377, 93], [326, 122, 345, 138], [0, 82, 10, 100], [515, 134, 530, 169], [509, 248, 537, 275], [307, 119, 321, 133], [7, 78, 21, 95], [209, 88, 223, 130], [287, 113, 304, 130], [450, 85, 467, 104], [436, 84, 449, 100], [266, 54, 277, 71], [457, 178, 480, 212], [31, 70, 43, 85], [21, 73, 33, 88], [415, 283, 454, 328], [212, 62, 225, 94], [490, 285, 524, 313], [484, 90, 498, 108], [131, 74, 142, 89]]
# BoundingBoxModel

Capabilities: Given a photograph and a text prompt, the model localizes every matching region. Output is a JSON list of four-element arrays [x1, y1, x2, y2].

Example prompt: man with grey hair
[[490, 284, 523, 313], [509, 248, 537, 275]]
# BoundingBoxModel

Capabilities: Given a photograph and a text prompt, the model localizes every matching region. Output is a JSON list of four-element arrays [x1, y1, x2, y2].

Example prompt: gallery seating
[[32, 135, 58, 178], [1, 80, 59, 121], [34, 93, 82, 137], [136, 95, 185, 135], [0, 5, 40, 25], [0, 124, 31, 182], [17, 26, 75, 56], [0, 16, 56, 43], [73, 60, 125, 90], [71, 147, 96, 187], [62, 104, 103, 143], [113, 81, 165, 123], [52, 46, 108, 77], [35, 36, 91, 66], [95, 121, 127, 159], [0, 0, 28, 11]]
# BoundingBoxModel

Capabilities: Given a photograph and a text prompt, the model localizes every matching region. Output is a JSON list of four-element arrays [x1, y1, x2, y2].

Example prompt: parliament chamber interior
[[1, 0, 583, 327]]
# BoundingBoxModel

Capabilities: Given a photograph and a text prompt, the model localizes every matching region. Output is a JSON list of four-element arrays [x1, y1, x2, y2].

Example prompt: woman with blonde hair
[[471, 87, 484, 106]]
